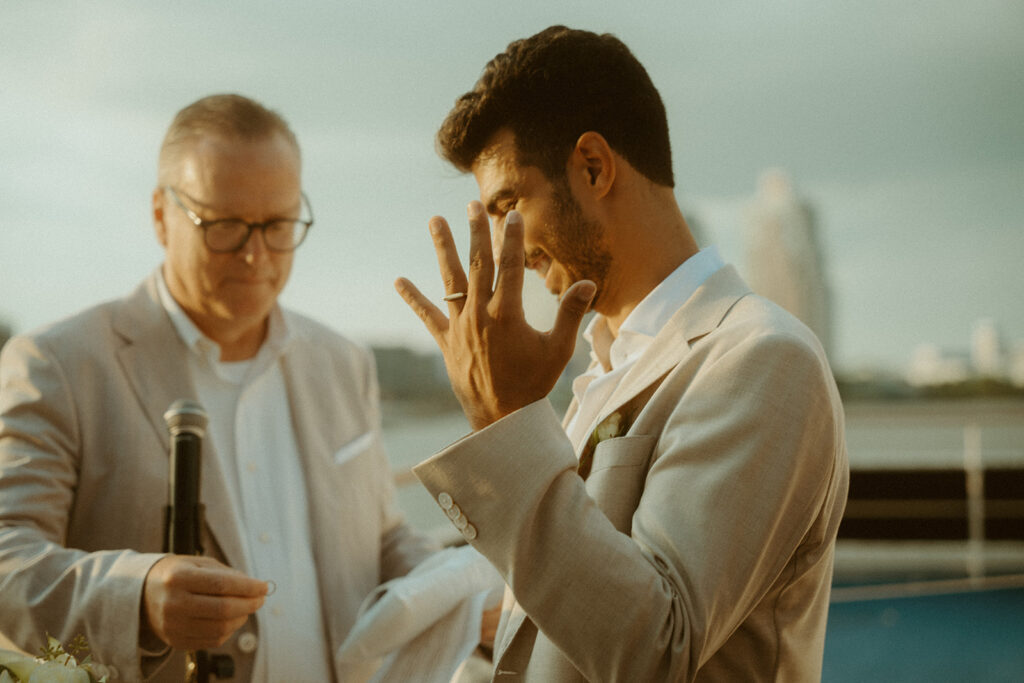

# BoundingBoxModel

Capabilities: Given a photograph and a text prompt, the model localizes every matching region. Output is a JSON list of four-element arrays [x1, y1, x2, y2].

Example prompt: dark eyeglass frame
[[162, 186, 314, 253]]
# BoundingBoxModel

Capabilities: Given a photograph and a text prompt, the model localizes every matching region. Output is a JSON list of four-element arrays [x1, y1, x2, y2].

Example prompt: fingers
[[465, 201, 494, 301], [155, 604, 253, 650], [177, 590, 267, 622], [148, 555, 267, 599], [143, 555, 268, 649], [158, 590, 262, 647], [550, 279, 596, 350], [492, 210, 525, 314], [429, 216, 469, 301], [394, 277, 450, 342], [184, 557, 269, 598]]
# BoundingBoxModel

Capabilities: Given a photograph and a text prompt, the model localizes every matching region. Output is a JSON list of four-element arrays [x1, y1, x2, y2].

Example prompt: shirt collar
[[585, 245, 725, 371], [155, 267, 294, 365]]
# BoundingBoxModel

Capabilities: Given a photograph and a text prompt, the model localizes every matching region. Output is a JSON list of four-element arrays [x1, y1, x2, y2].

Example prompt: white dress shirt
[[566, 246, 725, 450], [157, 273, 332, 682]]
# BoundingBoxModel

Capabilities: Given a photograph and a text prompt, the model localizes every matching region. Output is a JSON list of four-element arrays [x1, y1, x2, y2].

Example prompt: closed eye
[[485, 189, 518, 219], [525, 248, 549, 272]]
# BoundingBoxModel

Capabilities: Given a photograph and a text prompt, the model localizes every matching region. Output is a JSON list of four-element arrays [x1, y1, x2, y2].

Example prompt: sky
[[2, 1, 1022, 374]]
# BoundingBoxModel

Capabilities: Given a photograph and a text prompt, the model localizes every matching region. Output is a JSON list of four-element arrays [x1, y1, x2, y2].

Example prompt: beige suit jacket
[[0, 273, 435, 681], [414, 266, 849, 682]]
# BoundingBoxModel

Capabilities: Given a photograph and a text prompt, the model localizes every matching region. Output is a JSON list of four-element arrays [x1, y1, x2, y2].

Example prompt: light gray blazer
[[0, 273, 434, 681], [414, 266, 849, 682]]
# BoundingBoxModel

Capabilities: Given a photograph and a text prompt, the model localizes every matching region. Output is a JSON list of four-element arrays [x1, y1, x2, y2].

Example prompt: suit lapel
[[571, 291, 691, 474], [112, 273, 246, 569], [113, 277, 194, 450], [579, 265, 752, 449], [601, 265, 750, 424]]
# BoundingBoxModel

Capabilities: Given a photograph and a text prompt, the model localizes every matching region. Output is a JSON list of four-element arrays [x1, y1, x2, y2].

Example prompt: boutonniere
[[0, 635, 108, 682], [576, 374, 668, 481], [587, 411, 626, 451], [579, 410, 630, 480]]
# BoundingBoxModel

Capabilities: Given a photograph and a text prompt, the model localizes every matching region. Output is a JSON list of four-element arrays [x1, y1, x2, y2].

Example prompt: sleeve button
[[237, 631, 258, 654]]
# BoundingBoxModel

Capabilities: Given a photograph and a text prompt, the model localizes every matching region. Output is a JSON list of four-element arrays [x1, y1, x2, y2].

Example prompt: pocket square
[[333, 431, 377, 465]]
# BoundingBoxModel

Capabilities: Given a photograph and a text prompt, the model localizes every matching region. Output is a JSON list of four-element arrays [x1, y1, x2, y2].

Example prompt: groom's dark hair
[[436, 25, 674, 188]]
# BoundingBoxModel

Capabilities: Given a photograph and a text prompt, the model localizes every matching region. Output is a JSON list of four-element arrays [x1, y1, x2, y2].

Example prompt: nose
[[239, 226, 269, 263]]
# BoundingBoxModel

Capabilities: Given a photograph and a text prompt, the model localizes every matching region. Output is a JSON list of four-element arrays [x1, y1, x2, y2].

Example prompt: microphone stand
[[163, 400, 234, 683]]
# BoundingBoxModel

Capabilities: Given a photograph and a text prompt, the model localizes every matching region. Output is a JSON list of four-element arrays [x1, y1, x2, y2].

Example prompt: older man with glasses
[[0, 94, 436, 682]]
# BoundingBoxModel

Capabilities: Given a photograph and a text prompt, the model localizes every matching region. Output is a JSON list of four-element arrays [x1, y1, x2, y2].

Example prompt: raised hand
[[395, 202, 595, 431], [142, 555, 268, 650]]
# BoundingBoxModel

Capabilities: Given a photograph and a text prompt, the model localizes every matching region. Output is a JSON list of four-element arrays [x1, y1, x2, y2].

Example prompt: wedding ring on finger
[[442, 292, 467, 302]]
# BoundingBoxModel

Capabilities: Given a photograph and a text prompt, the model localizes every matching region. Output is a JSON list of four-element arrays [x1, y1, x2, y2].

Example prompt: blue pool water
[[823, 586, 1024, 681]]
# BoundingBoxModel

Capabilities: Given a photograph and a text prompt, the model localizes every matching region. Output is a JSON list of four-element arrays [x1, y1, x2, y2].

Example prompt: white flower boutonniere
[[578, 378, 665, 481], [579, 411, 629, 480], [588, 411, 625, 450], [0, 635, 108, 683]]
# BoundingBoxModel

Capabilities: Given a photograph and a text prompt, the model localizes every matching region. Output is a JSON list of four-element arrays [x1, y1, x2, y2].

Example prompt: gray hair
[[157, 93, 300, 184]]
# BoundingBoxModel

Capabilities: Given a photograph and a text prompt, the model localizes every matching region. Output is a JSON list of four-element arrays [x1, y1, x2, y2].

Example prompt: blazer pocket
[[586, 435, 657, 533], [333, 431, 377, 466]]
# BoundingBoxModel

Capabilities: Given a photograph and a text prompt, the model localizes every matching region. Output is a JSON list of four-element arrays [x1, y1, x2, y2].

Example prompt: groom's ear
[[569, 131, 616, 200]]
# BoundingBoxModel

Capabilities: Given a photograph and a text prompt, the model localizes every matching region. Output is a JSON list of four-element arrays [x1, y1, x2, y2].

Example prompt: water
[[380, 405, 470, 533], [823, 585, 1024, 681]]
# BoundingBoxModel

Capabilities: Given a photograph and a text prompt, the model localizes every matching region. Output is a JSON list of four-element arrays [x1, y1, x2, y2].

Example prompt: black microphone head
[[164, 399, 209, 437]]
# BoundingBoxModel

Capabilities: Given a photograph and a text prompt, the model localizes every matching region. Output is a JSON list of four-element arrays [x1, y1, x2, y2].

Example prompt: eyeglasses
[[163, 186, 314, 253]]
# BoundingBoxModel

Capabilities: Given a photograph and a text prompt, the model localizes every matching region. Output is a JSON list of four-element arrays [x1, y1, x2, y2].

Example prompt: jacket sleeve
[[0, 334, 164, 680], [413, 330, 845, 681]]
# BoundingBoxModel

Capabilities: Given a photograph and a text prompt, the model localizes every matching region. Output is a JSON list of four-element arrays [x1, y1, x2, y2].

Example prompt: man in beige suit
[[0, 94, 435, 681], [396, 26, 848, 681]]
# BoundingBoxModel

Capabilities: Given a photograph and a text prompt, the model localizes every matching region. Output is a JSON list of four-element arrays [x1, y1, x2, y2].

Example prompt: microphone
[[163, 399, 208, 556], [164, 400, 235, 682]]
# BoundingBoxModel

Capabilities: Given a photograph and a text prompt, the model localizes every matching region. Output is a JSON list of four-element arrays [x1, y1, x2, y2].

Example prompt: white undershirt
[[157, 271, 332, 682], [566, 246, 725, 450]]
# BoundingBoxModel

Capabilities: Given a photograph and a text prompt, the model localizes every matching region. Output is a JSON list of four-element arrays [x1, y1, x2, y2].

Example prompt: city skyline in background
[[2, 2, 1022, 375]]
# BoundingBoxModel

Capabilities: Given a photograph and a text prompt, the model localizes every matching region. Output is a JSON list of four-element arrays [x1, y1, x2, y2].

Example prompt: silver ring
[[442, 292, 467, 302]]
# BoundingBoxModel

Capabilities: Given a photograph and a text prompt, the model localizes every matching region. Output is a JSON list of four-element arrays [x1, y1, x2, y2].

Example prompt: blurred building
[[907, 344, 971, 387], [971, 318, 1004, 378], [907, 318, 1024, 387], [742, 169, 832, 358]]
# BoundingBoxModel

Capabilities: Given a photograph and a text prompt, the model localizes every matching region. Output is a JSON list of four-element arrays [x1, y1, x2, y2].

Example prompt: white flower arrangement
[[0, 635, 107, 683]]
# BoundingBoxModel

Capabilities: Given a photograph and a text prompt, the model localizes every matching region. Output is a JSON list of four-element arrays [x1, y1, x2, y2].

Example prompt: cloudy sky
[[2, 1, 1022, 373]]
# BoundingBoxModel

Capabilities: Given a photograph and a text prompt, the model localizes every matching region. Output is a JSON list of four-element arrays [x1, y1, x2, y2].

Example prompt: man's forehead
[[472, 130, 519, 168], [471, 130, 527, 196]]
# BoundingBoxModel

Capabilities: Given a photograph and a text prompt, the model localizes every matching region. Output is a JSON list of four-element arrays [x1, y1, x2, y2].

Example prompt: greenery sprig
[[0, 634, 108, 683]]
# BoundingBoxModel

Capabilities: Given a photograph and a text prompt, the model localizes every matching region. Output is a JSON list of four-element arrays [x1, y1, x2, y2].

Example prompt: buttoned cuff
[[412, 399, 577, 551]]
